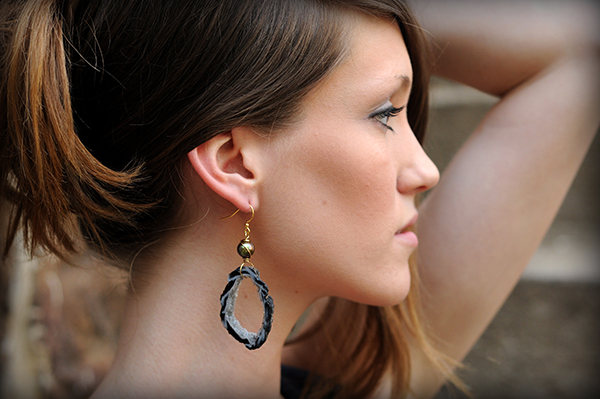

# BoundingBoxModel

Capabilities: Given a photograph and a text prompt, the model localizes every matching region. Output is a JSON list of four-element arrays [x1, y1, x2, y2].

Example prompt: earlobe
[[187, 130, 260, 212]]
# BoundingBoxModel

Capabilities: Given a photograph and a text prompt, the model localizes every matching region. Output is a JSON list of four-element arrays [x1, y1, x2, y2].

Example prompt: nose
[[396, 138, 440, 195]]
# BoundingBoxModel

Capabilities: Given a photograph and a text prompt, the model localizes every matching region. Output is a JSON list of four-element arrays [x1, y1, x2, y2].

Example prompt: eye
[[370, 103, 406, 132]]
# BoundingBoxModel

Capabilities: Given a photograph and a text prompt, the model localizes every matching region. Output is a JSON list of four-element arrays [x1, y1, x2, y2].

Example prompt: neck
[[91, 213, 313, 399]]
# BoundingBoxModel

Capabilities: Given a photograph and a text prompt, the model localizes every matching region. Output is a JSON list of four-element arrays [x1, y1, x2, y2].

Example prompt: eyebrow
[[395, 74, 412, 91]]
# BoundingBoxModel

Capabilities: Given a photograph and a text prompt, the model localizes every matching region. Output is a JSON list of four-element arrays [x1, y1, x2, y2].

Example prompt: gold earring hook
[[221, 205, 256, 273], [243, 204, 254, 240], [221, 204, 254, 225], [220, 209, 240, 220], [246, 204, 254, 223]]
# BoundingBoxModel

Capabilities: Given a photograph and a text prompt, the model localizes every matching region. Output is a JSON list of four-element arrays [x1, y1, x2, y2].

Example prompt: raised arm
[[408, 1, 600, 396]]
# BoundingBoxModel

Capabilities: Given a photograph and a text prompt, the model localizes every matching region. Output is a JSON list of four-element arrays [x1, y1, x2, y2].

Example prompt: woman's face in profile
[[256, 13, 439, 306]]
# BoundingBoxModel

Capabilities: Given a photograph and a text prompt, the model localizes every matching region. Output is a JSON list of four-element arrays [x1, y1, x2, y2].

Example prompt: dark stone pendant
[[219, 265, 274, 350]]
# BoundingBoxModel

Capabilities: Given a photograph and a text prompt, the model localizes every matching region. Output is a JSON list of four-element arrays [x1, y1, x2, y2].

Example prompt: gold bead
[[237, 239, 255, 259]]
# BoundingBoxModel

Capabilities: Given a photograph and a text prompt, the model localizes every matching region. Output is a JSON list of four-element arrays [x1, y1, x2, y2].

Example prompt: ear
[[187, 127, 263, 212]]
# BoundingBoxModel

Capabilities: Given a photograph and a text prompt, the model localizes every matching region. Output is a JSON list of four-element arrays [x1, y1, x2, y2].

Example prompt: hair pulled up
[[1, 0, 352, 260], [1, 0, 430, 263], [0, 0, 454, 397], [0, 0, 144, 258]]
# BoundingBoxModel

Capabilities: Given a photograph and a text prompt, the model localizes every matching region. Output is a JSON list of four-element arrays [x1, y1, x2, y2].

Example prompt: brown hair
[[1, 0, 456, 397]]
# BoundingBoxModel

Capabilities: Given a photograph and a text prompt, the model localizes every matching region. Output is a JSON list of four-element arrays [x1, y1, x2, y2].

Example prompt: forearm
[[406, 2, 600, 396], [409, 0, 600, 96]]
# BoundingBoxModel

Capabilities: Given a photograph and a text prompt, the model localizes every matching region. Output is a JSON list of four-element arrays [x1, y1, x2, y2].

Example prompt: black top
[[280, 365, 338, 399], [281, 365, 310, 399]]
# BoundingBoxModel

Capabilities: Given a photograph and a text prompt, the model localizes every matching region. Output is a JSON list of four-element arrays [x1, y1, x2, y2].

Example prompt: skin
[[92, 11, 434, 399], [91, 2, 600, 398], [250, 15, 438, 308], [407, 2, 599, 396]]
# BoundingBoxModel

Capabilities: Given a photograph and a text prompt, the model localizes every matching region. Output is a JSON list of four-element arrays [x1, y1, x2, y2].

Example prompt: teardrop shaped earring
[[219, 205, 274, 350]]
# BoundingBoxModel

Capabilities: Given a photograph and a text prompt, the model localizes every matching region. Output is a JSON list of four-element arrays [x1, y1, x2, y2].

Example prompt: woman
[[1, 0, 598, 398]]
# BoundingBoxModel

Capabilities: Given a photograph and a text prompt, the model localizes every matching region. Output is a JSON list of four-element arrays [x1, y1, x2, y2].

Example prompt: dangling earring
[[219, 204, 274, 350]]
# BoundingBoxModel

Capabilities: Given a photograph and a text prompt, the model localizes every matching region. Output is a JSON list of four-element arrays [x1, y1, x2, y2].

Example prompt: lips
[[395, 214, 419, 248], [397, 213, 418, 234]]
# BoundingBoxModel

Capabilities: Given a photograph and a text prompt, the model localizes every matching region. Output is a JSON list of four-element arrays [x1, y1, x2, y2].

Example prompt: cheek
[[256, 127, 400, 296], [298, 130, 396, 209], [328, 138, 399, 232]]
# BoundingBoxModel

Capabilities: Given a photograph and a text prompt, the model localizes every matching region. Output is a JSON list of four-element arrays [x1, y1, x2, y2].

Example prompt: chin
[[349, 264, 412, 307], [371, 285, 411, 307]]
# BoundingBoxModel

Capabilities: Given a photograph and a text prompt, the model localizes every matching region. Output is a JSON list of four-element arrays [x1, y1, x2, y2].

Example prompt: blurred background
[[0, 78, 598, 399], [428, 78, 600, 399]]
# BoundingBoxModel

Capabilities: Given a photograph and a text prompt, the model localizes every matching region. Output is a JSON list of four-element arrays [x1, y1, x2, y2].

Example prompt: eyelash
[[371, 105, 406, 132]]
